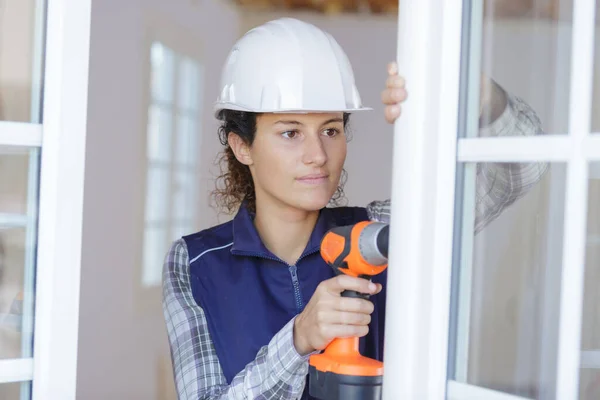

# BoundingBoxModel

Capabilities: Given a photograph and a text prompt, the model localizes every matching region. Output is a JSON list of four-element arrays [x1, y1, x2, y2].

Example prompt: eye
[[322, 128, 340, 137], [281, 130, 299, 139]]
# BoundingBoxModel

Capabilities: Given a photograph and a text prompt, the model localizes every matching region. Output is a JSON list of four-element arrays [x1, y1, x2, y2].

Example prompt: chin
[[292, 191, 335, 211]]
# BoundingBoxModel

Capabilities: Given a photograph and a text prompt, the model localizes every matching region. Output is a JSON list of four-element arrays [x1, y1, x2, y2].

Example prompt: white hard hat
[[215, 18, 371, 114]]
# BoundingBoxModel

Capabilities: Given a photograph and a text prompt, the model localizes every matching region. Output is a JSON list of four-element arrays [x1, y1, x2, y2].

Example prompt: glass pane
[[0, 382, 30, 399], [0, 0, 45, 123], [142, 226, 168, 287], [0, 147, 38, 361], [175, 115, 196, 167], [0, 228, 27, 358], [579, 163, 600, 399], [0, 150, 30, 215], [173, 168, 196, 221], [592, 10, 600, 134], [147, 105, 172, 163], [461, 1, 572, 137], [580, 369, 600, 400], [448, 163, 565, 398], [178, 57, 200, 111], [150, 42, 174, 104], [144, 165, 170, 223]]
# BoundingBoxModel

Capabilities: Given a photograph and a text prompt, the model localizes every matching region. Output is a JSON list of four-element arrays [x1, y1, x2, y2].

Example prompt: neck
[[253, 198, 319, 266]]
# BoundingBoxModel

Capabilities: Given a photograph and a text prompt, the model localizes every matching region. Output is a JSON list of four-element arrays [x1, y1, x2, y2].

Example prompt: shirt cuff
[[268, 316, 313, 382], [365, 199, 391, 224], [478, 91, 516, 138]]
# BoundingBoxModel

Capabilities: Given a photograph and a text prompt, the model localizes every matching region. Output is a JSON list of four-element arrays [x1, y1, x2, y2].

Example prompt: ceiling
[[232, 0, 397, 14], [231, 0, 598, 21]]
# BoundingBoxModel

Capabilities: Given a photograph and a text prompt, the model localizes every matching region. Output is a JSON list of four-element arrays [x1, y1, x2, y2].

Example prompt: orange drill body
[[320, 221, 388, 278], [309, 337, 384, 376], [309, 221, 389, 400]]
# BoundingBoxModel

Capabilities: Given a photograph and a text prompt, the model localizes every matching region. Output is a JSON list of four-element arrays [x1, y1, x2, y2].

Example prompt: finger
[[386, 74, 405, 89], [327, 274, 378, 295], [381, 88, 408, 105], [319, 310, 371, 326], [387, 61, 398, 76], [374, 283, 383, 294], [336, 297, 375, 314], [328, 324, 370, 339], [337, 311, 372, 326], [384, 105, 401, 124]]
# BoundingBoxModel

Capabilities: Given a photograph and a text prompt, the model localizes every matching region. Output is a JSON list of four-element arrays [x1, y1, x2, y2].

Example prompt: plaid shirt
[[163, 91, 547, 399]]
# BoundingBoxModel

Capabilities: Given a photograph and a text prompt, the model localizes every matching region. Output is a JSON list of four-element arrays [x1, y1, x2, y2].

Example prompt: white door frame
[[382, 0, 599, 399]]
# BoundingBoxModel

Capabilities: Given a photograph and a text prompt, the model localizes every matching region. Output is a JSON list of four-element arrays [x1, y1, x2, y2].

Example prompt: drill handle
[[341, 287, 371, 300]]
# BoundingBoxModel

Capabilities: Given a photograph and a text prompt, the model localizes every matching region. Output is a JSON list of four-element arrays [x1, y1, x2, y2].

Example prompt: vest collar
[[230, 201, 334, 260]]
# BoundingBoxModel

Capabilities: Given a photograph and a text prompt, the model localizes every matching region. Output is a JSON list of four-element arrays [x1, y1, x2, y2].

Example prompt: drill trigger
[[334, 260, 349, 274]]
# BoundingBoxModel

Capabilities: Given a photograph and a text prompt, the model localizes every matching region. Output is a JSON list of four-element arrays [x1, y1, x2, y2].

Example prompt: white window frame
[[31, 0, 91, 398], [134, 15, 204, 314], [0, 0, 91, 398], [382, 0, 599, 399]]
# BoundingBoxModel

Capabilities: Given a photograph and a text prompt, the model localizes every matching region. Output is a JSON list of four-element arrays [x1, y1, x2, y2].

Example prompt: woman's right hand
[[293, 275, 382, 356]]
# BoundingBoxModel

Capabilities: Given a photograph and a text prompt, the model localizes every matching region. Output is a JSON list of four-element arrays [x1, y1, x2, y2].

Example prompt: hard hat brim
[[214, 102, 373, 117]]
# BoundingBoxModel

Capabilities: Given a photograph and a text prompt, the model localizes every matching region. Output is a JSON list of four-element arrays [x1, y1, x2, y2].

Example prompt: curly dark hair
[[212, 110, 350, 214]]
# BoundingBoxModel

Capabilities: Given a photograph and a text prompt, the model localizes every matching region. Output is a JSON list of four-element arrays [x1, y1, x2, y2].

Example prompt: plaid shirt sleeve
[[162, 239, 311, 400], [366, 90, 548, 234]]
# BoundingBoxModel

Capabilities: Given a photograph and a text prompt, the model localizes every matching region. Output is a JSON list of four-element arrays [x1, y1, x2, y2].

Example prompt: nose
[[302, 133, 327, 166]]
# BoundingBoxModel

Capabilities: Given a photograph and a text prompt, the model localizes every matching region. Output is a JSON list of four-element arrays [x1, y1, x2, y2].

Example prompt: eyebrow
[[274, 120, 302, 126], [273, 117, 344, 127]]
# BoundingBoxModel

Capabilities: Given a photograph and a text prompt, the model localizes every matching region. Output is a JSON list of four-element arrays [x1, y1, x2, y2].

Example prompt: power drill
[[309, 220, 389, 400]]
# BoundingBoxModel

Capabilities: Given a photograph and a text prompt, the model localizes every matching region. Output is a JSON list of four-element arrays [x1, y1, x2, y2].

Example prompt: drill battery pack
[[309, 365, 382, 400]]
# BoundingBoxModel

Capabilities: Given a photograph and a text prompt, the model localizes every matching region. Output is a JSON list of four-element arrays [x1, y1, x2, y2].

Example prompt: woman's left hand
[[381, 62, 408, 124], [382, 63, 497, 124]]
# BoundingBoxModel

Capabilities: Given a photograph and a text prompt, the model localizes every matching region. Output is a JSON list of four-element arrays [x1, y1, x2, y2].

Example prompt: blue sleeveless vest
[[184, 203, 387, 399]]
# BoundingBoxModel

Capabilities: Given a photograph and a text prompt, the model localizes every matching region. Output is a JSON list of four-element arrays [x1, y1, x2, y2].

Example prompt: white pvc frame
[[382, 0, 461, 397], [0, 359, 33, 384], [383, 0, 599, 399], [0, 0, 90, 397], [30, 0, 91, 398]]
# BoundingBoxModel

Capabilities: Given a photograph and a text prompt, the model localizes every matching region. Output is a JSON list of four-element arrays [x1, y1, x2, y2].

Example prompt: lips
[[297, 174, 329, 184]]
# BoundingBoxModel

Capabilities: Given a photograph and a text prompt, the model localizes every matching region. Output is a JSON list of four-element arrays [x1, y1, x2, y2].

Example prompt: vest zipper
[[230, 249, 321, 314], [288, 265, 303, 313]]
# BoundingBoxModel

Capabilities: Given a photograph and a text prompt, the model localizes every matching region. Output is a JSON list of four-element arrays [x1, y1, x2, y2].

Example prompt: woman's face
[[243, 112, 347, 212]]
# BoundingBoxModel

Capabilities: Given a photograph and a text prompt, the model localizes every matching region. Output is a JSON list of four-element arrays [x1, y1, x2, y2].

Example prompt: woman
[[163, 18, 546, 399]]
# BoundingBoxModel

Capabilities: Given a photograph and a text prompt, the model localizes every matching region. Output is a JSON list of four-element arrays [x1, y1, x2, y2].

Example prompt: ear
[[227, 133, 253, 166]]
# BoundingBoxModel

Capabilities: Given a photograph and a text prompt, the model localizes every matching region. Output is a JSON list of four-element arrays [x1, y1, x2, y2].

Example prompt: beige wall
[[76, 0, 239, 398]]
